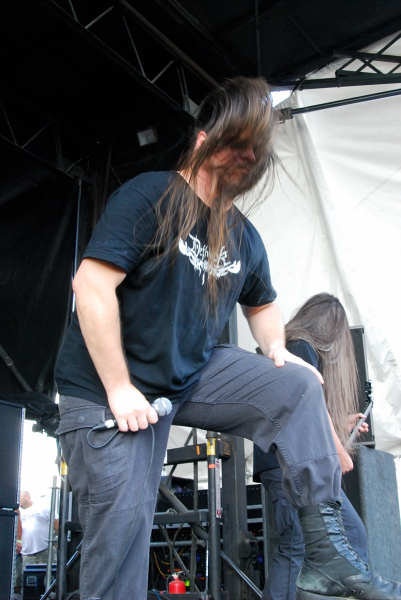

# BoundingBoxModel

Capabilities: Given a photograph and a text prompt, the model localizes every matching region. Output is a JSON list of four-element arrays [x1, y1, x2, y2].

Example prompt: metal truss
[[1, 0, 218, 182], [38, 0, 216, 113], [0, 0, 216, 182], [283, 31, 401, 90], [155, 0, 246, 76], [0, 86, 93, 183]]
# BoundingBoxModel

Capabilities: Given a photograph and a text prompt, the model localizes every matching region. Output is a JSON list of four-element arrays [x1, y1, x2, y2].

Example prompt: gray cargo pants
[[58, 344, 341, 600]]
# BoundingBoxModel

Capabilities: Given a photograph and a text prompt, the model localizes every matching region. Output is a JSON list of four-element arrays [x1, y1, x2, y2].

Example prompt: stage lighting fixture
[[137, 127, 158, 146]]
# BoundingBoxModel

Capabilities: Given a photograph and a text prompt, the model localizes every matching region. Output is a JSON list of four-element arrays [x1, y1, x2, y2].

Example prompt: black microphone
[[92, 397, 172, 431]]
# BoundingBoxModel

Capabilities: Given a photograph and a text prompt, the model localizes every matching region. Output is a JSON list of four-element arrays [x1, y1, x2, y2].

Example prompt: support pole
[[207, 430, 221, 599], [0, 343, 32, 392], [221, 435, 250, 599], [261, 484, 269, 584], [56, 456, 70, 600], [72, 178, 82, 313], [190, 428, 199, 592], [46, 476, 58, 590]]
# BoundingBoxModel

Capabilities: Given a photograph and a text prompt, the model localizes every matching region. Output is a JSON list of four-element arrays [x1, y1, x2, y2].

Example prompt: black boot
[[296, 499, 401, 600]]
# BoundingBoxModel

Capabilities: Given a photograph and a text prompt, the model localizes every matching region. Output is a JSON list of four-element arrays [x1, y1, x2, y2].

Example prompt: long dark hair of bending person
[[285, 292, 359, 447]]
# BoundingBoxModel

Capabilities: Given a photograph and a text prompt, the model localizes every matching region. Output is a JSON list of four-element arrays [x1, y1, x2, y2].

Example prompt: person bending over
[[254, 293, 372, 600], [55, 78, 400, 600]]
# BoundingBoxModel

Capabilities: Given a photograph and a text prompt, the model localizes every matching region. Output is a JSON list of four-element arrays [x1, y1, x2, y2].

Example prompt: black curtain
[[0, 174, 77, 397]]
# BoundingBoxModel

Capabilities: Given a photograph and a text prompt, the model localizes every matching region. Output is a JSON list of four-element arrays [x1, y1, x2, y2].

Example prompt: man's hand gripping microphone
[[93, 397, 173, 431]]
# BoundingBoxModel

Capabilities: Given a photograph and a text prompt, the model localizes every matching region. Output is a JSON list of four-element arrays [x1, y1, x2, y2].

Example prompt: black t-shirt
[[55, 171, 277, 406], [253, 339, 319, 477]]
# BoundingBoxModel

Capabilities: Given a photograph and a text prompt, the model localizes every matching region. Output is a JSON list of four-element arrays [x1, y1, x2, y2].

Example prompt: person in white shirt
[[19, 490, 59, 570]]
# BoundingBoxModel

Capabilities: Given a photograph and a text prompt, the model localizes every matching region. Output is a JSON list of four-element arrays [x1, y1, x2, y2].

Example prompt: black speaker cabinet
[[343, 446, 401, 581], [0, 509, 18, 600], [0, 399, 24, 599], [350, 326, 375, 447], [0, 398, 24, 509], [343, 330, 401, 581]]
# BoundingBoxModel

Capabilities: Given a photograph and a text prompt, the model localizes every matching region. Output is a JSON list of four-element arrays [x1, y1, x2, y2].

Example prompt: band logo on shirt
[[179, 234, 241, 285]]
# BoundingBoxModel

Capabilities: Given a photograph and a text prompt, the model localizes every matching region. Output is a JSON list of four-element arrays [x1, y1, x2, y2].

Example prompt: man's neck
[[178, 168, 233, 210], [179, 167, 212, 206]]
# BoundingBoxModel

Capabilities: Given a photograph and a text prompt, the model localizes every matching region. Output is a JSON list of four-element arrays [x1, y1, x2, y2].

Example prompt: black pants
[[58, 344, 341, 600]]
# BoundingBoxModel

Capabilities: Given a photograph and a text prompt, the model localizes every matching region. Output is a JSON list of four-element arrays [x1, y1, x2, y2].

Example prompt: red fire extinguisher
[[168, 574, 186, 594]]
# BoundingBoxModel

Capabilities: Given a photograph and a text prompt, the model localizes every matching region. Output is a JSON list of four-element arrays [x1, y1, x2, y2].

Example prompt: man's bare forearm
[[73, 258, 158, 431], [241, 301, 324, 383], [241, 302, 285, 358], [73, 260, 131, 394]]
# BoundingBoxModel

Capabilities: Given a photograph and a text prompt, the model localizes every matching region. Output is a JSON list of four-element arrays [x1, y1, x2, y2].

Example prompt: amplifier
[[0, 399, 24, 600], [23, 564, 57, 600], [0, 398, 24, 508], [0, 509, 18, 600]]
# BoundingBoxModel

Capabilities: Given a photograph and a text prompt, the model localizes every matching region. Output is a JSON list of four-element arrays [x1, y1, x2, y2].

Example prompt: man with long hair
[[55, 78, 401, 599]]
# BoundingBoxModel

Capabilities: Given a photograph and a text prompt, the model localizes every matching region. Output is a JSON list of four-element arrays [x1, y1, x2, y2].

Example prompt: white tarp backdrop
[[167, 37, 401, 486]]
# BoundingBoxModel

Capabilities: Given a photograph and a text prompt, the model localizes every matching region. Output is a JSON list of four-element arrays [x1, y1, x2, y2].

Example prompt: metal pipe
[[164, 428, 193, 488], [85, 6, 114, 30], [261, 484, 269, 583], [158, 524, 176, 584], [157, 522, 202, 594], [0, 343, 32, 392], [40, 541, 83, 600], [122, 15, 146, 77], [67, 0, 77, 21], [221, 550, 262, 598], [161, 0, 244, 75], [190, 428, 199, 592], [171, 545, 196, 589], [150, 539, 205, 548], [177, 64, 191, 112], [72, 179, 82, 313], [206, 431, 221, 599], [193, 428, 199, 512], [56, 456, 70, 600], [278, 89, 401, 123], [113, 0, 218, 88], [45, 476, 58, 591], [205, 539, 209, 595], [151, 60, 174, 84], [0, 98, 17, 144], [158, 482, 207, 543], [221, 435, 248, 600], [21, 121, 51, 150], [288, 74, 401, 90], [255, 0, 262, 77], [288, 87, 401, 117], [73, 179, 82, 277]]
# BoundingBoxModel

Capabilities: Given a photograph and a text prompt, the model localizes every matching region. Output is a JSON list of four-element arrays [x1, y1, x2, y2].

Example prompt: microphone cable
[[86, 424, 120, 449], [88, 422, 156, 598], [83, 397, 172, 598]]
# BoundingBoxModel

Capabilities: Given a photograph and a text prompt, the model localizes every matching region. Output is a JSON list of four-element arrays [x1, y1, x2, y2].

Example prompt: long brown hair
[[285, 293, 359, 446], [153, 77, 277, 309]]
